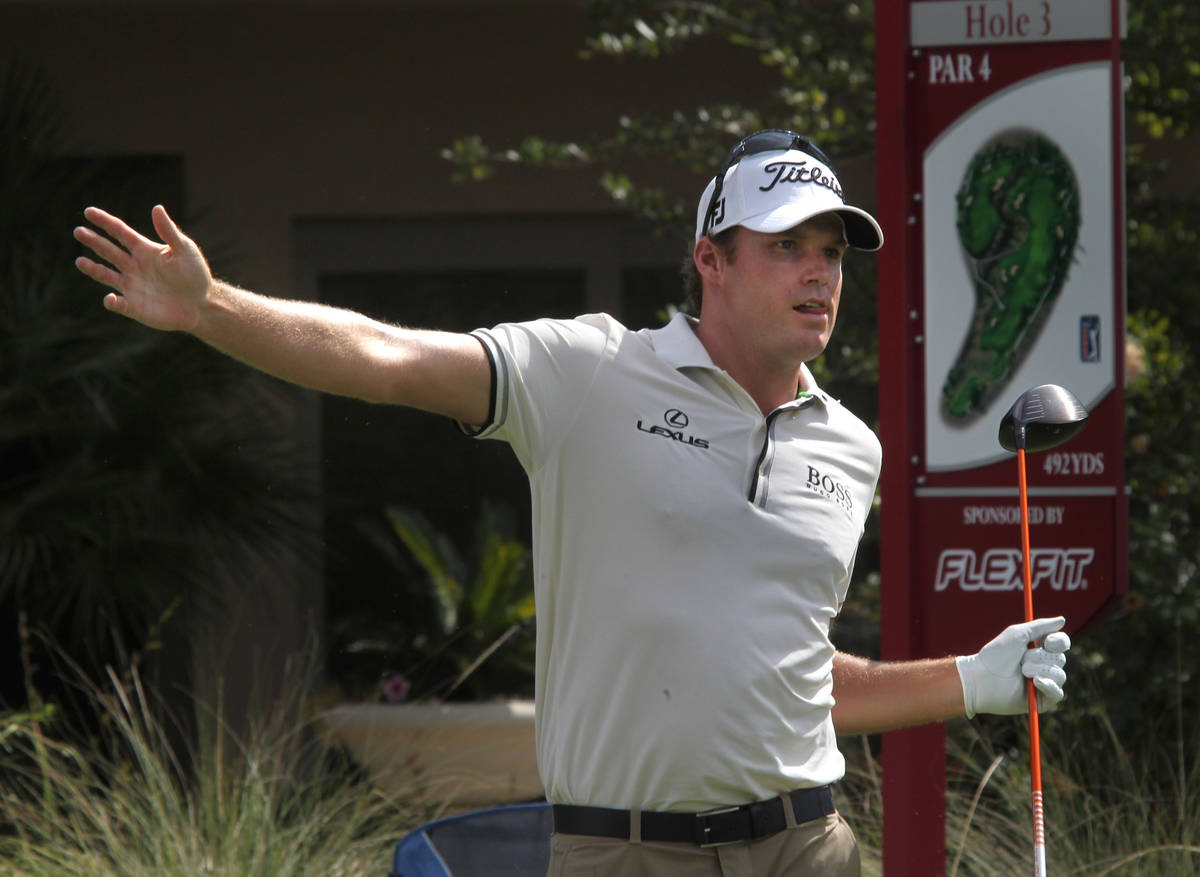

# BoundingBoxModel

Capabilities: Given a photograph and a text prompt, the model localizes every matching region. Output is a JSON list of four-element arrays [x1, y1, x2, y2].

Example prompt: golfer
[[75, 130, 1070, 877]]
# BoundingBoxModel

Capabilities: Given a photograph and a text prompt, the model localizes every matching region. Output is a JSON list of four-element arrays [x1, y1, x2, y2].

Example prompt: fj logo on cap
[[710, 198, 726, 227]]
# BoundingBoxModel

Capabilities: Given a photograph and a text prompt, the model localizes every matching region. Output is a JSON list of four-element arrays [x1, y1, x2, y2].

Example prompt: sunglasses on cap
[[700, 129, 837, 237]]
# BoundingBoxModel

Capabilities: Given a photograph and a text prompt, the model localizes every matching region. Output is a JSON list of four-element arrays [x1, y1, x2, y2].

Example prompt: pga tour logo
[[1080, 315, 1100, 363]]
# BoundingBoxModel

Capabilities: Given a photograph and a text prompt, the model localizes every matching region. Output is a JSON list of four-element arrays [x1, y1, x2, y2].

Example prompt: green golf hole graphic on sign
[[941, 131, 1081, 422]]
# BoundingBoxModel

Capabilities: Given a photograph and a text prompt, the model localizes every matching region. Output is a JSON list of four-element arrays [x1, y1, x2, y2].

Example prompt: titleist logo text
[[760, 160, 843, 200]]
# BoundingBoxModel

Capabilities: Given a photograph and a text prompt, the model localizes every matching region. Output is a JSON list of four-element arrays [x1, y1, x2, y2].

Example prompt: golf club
[[998, 384, 1089, 877]]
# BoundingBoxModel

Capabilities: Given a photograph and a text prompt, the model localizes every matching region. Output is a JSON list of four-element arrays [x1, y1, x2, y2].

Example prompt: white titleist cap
[[694, 142, 884, 251]]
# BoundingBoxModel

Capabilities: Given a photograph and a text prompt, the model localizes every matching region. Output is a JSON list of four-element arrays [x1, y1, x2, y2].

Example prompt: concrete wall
[[2, 0, 774, 293]]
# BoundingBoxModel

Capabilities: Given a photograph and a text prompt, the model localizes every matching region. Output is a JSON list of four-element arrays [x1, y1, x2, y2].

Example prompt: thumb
[[1013, 615, 1066, 644], [151, 204, 189, 250]]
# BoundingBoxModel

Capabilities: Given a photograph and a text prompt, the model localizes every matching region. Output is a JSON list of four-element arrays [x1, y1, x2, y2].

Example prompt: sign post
[[875, 2, 1127, 873]]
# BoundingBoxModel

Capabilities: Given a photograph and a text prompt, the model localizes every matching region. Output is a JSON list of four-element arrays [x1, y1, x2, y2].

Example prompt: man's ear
[[693, 236, 725, 285]]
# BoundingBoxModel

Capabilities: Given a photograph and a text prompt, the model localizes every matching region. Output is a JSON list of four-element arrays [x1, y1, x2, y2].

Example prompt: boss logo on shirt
[[806, 465, 854, 513], [635, 408, 710, 450]]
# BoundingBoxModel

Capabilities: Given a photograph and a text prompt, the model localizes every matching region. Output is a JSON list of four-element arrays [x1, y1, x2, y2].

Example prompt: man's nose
[[800, 254, 831, 285]]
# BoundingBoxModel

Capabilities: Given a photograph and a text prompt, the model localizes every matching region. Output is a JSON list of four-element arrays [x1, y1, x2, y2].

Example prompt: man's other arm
[[74, 205, 490, 425]]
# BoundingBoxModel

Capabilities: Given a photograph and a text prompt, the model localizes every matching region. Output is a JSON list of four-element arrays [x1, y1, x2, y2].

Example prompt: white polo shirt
[[467, 312, 881, 812]]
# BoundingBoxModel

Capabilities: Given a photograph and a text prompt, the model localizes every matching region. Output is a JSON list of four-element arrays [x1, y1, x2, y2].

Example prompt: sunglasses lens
[[743, 130, 831, 167], [743, 130, 803, 155]]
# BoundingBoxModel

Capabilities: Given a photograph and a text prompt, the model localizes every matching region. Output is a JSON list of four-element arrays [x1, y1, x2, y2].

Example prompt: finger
[[103, 291, 131, 316], [1024, 663, 1066, 686], [75, 255, 125, 292], [1022, 644, 1067, 671], [82, 206, 156, 253], [1037, 649, 1068, 669], [1032, 675, 1065, 708], [74, 224, 131, 268], [1043, 631, 1071, 653], [1023, 653, 1067, 678]]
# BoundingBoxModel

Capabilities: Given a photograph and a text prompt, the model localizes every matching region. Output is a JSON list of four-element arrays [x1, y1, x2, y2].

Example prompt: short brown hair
[[680, 227, 738, 312]]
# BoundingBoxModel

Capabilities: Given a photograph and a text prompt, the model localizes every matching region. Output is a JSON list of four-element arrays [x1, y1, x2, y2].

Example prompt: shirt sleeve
[[458, 315, 614, 473]]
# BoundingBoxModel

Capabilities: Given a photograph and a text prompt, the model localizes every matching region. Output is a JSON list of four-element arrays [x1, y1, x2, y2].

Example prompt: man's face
[[715, 213, 847, 366]]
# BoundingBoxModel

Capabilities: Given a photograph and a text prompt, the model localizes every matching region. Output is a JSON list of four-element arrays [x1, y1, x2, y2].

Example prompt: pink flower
[[382, 674, 411, 703]]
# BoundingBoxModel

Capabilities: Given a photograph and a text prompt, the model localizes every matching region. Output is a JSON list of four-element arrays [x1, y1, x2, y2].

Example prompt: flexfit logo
[[934, 547, 1094, 592], [761, 160, 844, 200], [635, 408, 710, 450]]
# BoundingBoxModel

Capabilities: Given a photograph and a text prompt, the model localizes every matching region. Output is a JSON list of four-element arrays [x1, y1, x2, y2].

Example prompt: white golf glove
[[955, 616, 1071, 718]]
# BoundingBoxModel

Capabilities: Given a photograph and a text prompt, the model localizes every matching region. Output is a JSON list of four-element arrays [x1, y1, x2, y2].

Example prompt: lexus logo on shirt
[[635, 408, 710, 450], [664, 409, 689, 428]]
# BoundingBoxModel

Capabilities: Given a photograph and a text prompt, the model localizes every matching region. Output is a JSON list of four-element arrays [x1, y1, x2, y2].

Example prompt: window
[[293, 217, 682, 687]]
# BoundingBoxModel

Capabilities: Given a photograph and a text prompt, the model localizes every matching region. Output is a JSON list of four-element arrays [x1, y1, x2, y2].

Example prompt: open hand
[[74, 205, 213, 332]]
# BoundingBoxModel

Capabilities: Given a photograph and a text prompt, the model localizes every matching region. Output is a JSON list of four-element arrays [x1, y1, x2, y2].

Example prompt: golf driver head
[[998, 384, 1089, 452]]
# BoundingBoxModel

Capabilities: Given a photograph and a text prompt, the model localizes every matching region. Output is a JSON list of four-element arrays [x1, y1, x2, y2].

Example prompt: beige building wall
[[2, 0, 775, 294]]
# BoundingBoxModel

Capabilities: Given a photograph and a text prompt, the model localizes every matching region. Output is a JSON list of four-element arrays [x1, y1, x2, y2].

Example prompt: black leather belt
[[552, 785, 835, 848]]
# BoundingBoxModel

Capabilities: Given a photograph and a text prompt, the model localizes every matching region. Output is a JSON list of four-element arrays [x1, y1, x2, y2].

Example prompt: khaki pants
[[548, 812, 860, 877]]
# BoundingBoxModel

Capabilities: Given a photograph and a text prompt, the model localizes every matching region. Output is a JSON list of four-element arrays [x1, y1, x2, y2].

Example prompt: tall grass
[[947, 706, 1200, 877], [5, 646, 1198, 875], [838, 683, 1200, 876], [0, 659, 419, 876]]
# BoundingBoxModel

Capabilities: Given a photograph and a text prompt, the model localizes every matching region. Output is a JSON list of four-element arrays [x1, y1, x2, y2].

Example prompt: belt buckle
[[695, 805, 743, 848]]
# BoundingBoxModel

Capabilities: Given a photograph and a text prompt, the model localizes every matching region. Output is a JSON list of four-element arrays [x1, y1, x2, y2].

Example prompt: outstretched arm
[[831, 616, 1071, 735], [74, 206, 491, 425]]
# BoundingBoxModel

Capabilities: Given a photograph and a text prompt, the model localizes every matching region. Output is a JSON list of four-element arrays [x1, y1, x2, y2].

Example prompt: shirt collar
[[647, 311, 716, 370], [647, 312, 832, 406]]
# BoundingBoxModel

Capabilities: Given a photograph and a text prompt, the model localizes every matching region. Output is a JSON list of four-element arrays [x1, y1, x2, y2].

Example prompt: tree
[[1084, 0, 1200, 748], [0, 65, 312, 724], [445, 0, 876, 243]]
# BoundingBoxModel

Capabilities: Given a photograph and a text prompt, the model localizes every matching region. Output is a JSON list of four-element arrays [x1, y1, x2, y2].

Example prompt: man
[[75, 130, 1069, 876]]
